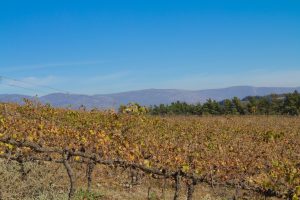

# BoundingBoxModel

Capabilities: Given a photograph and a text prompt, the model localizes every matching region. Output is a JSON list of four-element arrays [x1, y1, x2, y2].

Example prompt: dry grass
[[0, 160, 279, 200]]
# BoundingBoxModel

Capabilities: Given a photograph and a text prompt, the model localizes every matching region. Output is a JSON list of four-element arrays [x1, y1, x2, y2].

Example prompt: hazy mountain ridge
[[1, 86, 300, 109]]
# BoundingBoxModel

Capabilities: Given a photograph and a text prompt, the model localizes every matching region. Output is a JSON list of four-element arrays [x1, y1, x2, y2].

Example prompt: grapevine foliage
[[0, 101, 299, 199]]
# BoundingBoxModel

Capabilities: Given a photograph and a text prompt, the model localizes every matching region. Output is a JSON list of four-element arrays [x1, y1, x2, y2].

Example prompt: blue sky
[[0, 0, 300, 95]]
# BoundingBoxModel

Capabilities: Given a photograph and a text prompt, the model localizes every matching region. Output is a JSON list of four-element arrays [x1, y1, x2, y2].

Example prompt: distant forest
[[147, 90, 300, 116]]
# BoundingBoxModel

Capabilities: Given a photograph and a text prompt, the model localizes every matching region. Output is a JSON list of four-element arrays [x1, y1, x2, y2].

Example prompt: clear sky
[[0, 0, 300, 95]]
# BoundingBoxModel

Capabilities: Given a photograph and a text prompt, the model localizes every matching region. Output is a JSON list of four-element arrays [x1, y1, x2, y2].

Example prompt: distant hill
[[0, 94, 32, 104], [1, 86, 300, 109]]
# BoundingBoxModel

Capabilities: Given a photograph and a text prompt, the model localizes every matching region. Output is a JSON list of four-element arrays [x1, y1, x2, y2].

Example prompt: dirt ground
[[0, 160, 281, 200]]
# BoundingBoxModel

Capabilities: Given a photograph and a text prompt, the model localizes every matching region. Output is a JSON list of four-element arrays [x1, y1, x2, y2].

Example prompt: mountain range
[[1, 86, 299, 109]]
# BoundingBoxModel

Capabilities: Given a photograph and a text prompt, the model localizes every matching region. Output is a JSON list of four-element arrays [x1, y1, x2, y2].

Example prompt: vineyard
[[0, 101, 300, 200]]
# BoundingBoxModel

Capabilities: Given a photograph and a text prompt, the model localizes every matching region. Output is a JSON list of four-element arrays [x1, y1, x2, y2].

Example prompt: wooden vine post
[[4, 104, 8, 116], [86, 159, 95, 192], [173, 171, 181, 200], [186, 178, 197, 200], [62, 151, 75, 200]]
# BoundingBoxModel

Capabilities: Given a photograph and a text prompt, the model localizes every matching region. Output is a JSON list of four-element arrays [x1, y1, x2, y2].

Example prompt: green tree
[[222, 99, 234, 114], [202, 99, 222, 115], [282, 91, 300, 115], [232, 97, 245, 115]]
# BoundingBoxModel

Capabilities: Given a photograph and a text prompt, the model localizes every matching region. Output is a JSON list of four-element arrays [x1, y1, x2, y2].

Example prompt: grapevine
[[0, 101, 299, 199]]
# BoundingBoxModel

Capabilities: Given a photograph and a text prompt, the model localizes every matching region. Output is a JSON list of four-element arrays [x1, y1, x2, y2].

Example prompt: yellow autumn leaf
[[6, 144, 13, 150], [74, 156, 80, 161], [295, 186, 300, 196], [292, 194, 298, 200], [143, 159, 150, 168], [182, 165, 189, 173], [28, 135, 34, 141], [81, 137, 87, 144], [89, 130, 95, 135]]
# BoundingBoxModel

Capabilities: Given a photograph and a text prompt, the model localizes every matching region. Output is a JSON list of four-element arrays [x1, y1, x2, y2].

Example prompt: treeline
[[148, 91, 300, 116]]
